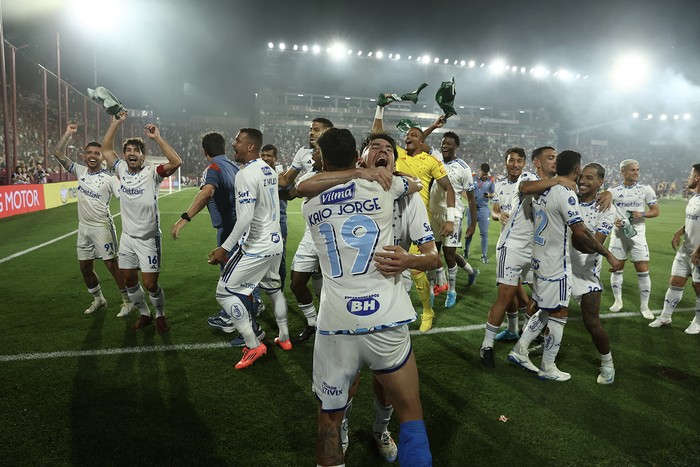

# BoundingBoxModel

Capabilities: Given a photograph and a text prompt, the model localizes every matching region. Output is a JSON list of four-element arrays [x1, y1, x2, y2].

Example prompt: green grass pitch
[[0, 189, 698, 465]]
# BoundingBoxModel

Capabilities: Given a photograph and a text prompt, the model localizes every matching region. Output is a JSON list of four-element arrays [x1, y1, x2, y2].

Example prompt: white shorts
[[571, 271, 603, 303], [609, 230, 650, 262], [217, 249, 282, 295], [532, 274, 571, 310], [670, 249, 700, 282], [118, 234, 161, 272], [430, 213, 463, 248], [77, 225, 118, 261], [291, 232, 320, 273], [313, 325, 412, 412], [496, 244, 532, 286]]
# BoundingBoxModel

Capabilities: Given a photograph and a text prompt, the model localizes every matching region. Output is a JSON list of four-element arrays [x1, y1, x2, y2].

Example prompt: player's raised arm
[[102, 112, 126, 167], [144, 124, 181, 176], [53, 123, 78, 171], [422, 115, 447, 141]]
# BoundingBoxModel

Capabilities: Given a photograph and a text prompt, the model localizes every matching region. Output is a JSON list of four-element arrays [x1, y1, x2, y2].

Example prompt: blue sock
[[398, 420, 432, 466]]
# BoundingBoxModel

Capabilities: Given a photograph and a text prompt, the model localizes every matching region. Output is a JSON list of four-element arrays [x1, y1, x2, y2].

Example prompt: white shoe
[[117, 303, 136, 318], [507, 349, 539, 373], [84, 297, 107, 315], [374, 431, 398, 463], [648, 316, 672, 328], [538, 363, 571, 382], [640, 306, 654, 320], [597, 365, 615, 385], [609, 300, 623, 312], [684, 319, 700, 335]]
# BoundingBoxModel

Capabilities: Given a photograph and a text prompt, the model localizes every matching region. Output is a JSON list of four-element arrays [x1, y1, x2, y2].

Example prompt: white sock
[[600, 352, 613, 367], [126, 284, 150, 315], [88, 285, 104, 301], [460, 261, 474, 274], [514, 310, 548, 355], [217, 294, 258, 348], [119, 288, 131, 305], [611, 272, 623, 302], [427, 269, 437, 289], [447, 266, 458, 293], [267, 288, 289, 341], [541, 316, 567, 366], [299, 302, 317, 326], [482, 323, 499, 349], [148, 286, 165, 317], [436, 267, 446, 287], [506, 311, 519, 333], [695, 296, 700, 323], [637, 272, 651, 309], [661, 286, 684, 318], [373, 397, 394, 435], [341, 398, 352, 445]]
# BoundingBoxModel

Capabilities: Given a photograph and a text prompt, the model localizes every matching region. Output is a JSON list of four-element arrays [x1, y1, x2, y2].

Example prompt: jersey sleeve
[[221, 171, 256, 252], [430, 158, 448, 182], [645, 185, 658, 205], [390, 176, 409, 200], [290, 147, 308, 171], [557, 188, 583, 226], [463, 166, 475, 192], [406, 194, 435, 245], [203, 162, 221, 189], [596, 208, 616, 236]]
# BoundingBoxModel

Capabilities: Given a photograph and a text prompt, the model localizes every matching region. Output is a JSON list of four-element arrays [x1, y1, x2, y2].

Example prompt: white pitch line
[[1, 308, 693, 363]]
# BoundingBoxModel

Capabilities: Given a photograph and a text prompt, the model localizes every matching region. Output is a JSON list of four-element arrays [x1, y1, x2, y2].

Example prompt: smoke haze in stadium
[[3, 0, 700, 125]]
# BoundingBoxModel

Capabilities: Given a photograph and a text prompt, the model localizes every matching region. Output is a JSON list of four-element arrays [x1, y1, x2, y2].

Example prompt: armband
[[446, 207, 458, 223], [374, 106, 384, 120], [181, 212, 191, 222]]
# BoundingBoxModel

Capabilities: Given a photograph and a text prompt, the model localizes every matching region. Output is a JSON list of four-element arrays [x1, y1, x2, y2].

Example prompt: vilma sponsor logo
[[321, 183, 355, 205]]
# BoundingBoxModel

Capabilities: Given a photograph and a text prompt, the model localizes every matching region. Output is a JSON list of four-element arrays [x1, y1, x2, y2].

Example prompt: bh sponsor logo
[[346, 295, 380, 316]]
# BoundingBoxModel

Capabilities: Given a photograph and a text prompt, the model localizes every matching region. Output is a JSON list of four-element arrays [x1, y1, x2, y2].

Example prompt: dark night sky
[[3, 0, 700, 120]]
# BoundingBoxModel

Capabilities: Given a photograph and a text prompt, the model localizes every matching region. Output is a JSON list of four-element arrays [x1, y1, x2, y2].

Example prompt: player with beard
[[101, 113, 182, 332], [53, 123, 133, 317]]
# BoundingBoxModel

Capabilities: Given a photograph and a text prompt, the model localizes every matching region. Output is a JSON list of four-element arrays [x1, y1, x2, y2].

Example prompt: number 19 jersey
[[303, 176, 412, 334]]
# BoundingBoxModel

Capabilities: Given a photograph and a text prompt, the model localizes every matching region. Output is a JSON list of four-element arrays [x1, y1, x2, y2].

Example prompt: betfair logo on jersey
[[321, 183, 355, 205], [346, 295, 380, 316]]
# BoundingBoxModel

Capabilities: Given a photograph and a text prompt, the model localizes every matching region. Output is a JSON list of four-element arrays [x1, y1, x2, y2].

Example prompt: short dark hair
[[202, 132, 226, 156], [316, 128, 357, 169], [532, 146, 555, 161], [85, 141, 101, 150], [443, 131, 460, 146], [239, 128, 263, 148], [123, 138, 145, 154], [361, 132, 398, 161], [505, 147, 526, 160], [312, 117, 334, 129], [556, 150, 581, 176], [261, 144, 278, 157], [583, 162, 606, 180], [408, 126, 425, 142], [480, 163, 490, 173], [693, 163, 700, 174]]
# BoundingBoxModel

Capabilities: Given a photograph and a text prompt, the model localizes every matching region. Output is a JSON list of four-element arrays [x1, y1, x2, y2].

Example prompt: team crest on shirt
[[568, 196, 577, 205], [321, 183, 355, 205], [346, 294, 380, 316]]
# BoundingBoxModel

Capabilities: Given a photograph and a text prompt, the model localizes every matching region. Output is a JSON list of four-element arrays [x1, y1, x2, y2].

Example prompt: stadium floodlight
[[489, 59, 506, 74], [532, 65, 548, 78], [460, 60, 466, 66], [293, 44, 298, 51], [267, 42, 274, 49], [660, 114, 668, 121], [683, 113, 692, 120], [395, 54, 401, 60], [583, 75, 589, 79], [357, 50, 363, 56], [511, 66, 517, 73], [646, 114, 653, 120], [575, 73, 581, 78], [376, 51, 383, 59], [324, 96, 330, 99], [329, 43, 346, 59], [480, 62, 485, 68], [632, 112, 639, 118], [434, 58, 440, 64], [279, 43, 286, 50], [673, 114, 679, 120], [344, 97, 351, 100], [389, 53, 393, 59], [557, 69, 573, 80], [453, 60, 458, 65], [611, 53, 650, 89], [459, 105, 465, 109], [368, 51, 373, 57], [302, 45, 309, 52], [347, 49, 353, 55], [468, 60, 475, 68], [423, 56, 431, 64], [520, 67, 526, 73], [445, 59, 450, 64], [479, 107, 486, 110], [407, 55, 412, 60], [312, 44, 321, 54], [519, 110, 525, 114], [297, 94, 304, 97], [505, 65, 510, 71]]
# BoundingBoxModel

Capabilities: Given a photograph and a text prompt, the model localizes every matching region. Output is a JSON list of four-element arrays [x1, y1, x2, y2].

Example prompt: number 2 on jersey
[[533, 210, 548, 246], [318, 214, 380, 278]]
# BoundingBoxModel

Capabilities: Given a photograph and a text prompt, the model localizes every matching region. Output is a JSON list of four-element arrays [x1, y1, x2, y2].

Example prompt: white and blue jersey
[[113, 161, 164, 239], [493, 178, 520, 217], [303, 176, 412, 334]]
